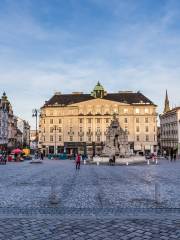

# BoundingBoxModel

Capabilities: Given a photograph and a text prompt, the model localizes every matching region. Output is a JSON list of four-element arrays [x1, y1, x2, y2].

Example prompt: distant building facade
[[0, 92, 18, 150], [17, 118, 30, 148], [0, 92, 9, 148], [160, 91, 180, 156], [0, 92, 30, 151], [39, 82, 158, 156]]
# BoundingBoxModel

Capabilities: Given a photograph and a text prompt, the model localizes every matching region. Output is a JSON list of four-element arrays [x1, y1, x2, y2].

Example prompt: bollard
[[97, 161, 99, 166], [147, 159, 150, 165], [49, 184, 59, 204], [155, 158, 158, 165], [155, 182, 161, 203], [126, 162, 129, 166], [84, 160, 86, 165]]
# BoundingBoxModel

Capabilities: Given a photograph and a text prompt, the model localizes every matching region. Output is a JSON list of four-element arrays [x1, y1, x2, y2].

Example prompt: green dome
[[93, 81, 104, 91], [91, 82, 107, 98]]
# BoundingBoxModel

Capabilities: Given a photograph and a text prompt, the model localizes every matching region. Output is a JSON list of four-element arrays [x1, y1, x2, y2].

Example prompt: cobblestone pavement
[[0, 217, 180, 240], [0, 159, 180, 209], [0, 159, 180, 239]]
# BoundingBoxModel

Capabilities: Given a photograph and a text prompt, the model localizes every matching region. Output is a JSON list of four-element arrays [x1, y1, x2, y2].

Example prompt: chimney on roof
[[72, 92, 83, 94], [118, 91, 133, 93], [54, 92, 61, 95]]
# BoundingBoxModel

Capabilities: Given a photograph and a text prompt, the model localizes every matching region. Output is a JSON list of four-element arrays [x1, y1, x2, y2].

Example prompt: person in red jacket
[[75, 154, 81, 170]]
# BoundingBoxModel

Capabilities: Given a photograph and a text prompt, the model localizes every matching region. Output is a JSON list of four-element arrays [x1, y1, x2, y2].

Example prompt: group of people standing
[[170, 149, 176, 162], [34, 151, 44, 160], [163, 149, 177, 161]]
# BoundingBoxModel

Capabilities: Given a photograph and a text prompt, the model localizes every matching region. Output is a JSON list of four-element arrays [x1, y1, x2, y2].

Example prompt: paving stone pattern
[[0, 159, 180, 239], [0, 159, 180, 210], [0, 218, 180, 240]]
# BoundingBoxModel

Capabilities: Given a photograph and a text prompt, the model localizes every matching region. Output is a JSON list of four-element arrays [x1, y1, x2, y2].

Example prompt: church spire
[[163, 90, 170, 113]]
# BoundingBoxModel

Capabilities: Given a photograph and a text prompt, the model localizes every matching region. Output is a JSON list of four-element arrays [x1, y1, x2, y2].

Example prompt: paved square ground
[[0, 159, 180, 210], [0, 159, 180, 239]]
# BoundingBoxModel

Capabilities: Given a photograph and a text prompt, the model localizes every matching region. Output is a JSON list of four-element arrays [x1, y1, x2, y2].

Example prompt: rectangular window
[[96, 127, 101, 134], [146, 135, 149, 141], [50, 119, 53, 124], [50, 135, 53, 142], [106, 118, 109, 123], [80, 127, 83, 132], [50, 127, 53, 133], [135, 108, 140, 114], [136, 126, 140, 132], [59, 127, 62, 133], [80, 137, 83, 142], [145, 126, 149, 132], [79, 118, 83, 124], [44, 119, 46, 124], [59, 119, 62, 124], [136, 118, 139, 123], [50, 111, 53, 116], [97, 119, 101, 124], [136, 135, 140, 141], [97, 136, 101, 142], [88, 137, 91, 142], [145, 108, 149, 114], [145, 118, 148, 123], [125, 126, 128, 133], [70, 136, 73, 142], [59, 135, 62, 142], [87, 118, 91, 124], [124, 118, 128, 123]]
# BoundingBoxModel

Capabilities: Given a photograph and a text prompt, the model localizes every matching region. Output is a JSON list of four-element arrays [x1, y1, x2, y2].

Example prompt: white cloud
[[0, 0, 180, 128]]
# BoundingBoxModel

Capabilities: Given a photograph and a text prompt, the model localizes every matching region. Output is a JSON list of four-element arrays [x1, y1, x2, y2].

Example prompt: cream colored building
[[39, 82, 157, 156]]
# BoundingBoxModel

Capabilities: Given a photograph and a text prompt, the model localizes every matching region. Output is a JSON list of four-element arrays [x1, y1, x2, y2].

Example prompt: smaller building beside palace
[[39, 82, 157, 156], [0, 92, 31, 151], [160, 91, 180, 156]]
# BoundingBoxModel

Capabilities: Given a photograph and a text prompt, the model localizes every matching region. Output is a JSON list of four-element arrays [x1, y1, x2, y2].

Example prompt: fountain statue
[[93, 114, 146, 165], [102, 113, 131, 157]]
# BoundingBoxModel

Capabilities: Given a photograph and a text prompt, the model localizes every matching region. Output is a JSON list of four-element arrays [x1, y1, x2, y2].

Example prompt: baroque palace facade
[[39, 82, 157, 156]]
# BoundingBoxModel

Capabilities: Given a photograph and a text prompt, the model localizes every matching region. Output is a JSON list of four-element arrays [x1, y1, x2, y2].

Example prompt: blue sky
[[0, 0, 180, 128]]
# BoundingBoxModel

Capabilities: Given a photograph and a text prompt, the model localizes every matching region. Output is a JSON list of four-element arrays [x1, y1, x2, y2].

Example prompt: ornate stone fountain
[[93, 114, 146, 165], [102, 114, 130, 158]]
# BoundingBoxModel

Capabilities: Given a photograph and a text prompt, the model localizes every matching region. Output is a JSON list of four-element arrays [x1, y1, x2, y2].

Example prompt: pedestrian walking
[[170, 149, 173, 162], [75, 154, 81, 170], [3, 152, 7, 165], [40, 152, 44, 160], [1, 151, 7, 165]]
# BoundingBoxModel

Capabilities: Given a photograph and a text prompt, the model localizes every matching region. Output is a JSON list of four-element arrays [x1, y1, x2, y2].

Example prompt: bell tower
[[163, 90, 170, 113]]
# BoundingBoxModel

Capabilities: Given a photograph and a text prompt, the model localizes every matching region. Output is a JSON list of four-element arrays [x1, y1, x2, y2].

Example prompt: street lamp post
[[32, 109, 40, 157], [53, 125, 60, 155]]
